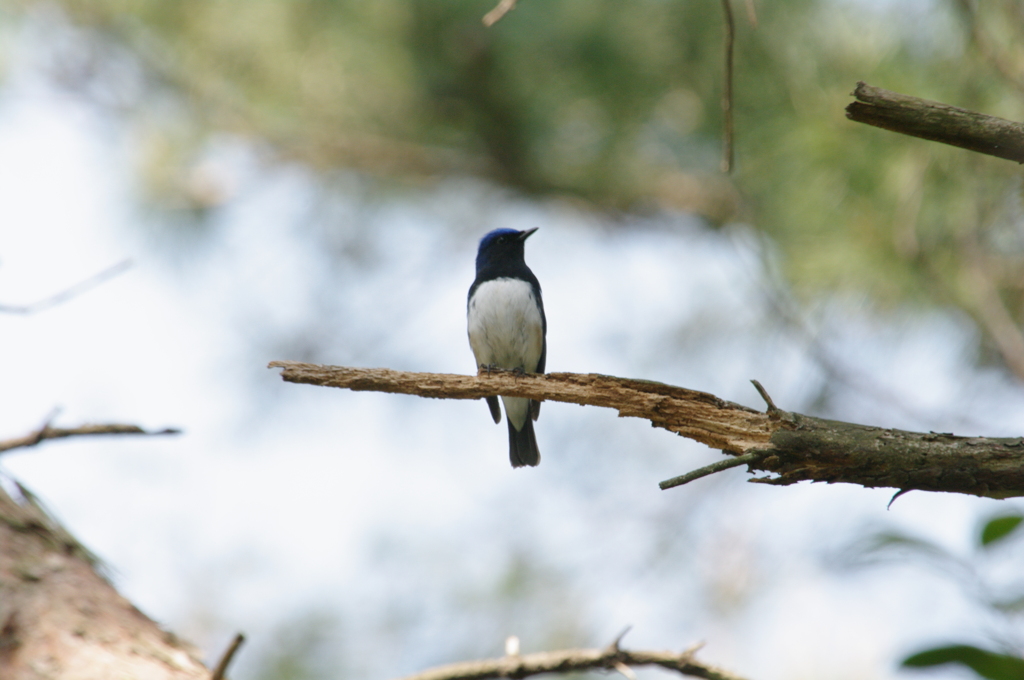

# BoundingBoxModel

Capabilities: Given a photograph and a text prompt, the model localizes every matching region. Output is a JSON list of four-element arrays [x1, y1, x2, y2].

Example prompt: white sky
[[1, 14, 1022, 680]]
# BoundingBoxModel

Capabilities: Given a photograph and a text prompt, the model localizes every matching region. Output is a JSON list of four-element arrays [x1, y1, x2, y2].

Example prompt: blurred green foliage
[[6, 0, 1024, 377], [979, 514, 1024, 547], [903, 644, 1024, 680], [251, 611, 346, 680], [847, 512, 1024, 679]]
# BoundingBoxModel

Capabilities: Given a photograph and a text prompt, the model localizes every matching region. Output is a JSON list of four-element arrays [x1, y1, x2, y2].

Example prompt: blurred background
[[2, 0, 1024, 678]]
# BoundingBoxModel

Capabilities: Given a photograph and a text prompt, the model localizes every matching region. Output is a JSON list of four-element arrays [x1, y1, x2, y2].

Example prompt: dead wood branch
[[0, 423, 181, 455], [270, 361, 1024, 499], [391, 644, 744, 680], [269, 361, 771, 453], [846, 82, 1024, 163]]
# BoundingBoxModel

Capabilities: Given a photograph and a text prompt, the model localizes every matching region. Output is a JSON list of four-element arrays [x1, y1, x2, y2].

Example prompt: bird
[[467, 227, 546, 468]]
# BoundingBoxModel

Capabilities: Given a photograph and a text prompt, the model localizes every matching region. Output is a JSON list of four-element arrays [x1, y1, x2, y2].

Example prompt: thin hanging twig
[[720, 0, 736, 173], [0, 260, 132, 314]]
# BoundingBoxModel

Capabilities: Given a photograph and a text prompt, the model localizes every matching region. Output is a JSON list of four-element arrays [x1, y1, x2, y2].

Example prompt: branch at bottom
[[393, 644, 745, 680]]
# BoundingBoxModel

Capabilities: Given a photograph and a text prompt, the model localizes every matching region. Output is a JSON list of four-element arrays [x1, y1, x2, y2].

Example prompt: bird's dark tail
[[507, 416, 540, 468], [486, 395, 502, 424]]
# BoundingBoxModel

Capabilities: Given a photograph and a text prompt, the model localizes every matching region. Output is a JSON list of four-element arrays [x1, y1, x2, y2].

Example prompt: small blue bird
[[467, 227, 546, 467]]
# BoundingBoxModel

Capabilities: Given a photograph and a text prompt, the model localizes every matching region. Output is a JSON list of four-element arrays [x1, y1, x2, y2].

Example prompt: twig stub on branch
[[211, 633, 245, 680]]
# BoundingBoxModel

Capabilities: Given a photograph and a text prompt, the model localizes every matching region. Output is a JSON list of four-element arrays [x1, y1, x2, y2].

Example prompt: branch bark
[[393, 643, 743, 680], [270, 361, 1024, 499], [845, 81, 1024, 163], [0, 423, 181, 455]]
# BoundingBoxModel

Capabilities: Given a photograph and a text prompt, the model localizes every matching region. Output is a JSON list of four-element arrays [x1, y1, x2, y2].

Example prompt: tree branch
[[659, 451, 767, 490], [391, 644, 744, 680], [270, 361, 1024, 499], [269, 361, 771, 453], [0, 423, 181, 455], [845, 81, 1024, 163], [0, 260, 132, 315], [482, 0, 518, 27], [210, 633, 245, 680]]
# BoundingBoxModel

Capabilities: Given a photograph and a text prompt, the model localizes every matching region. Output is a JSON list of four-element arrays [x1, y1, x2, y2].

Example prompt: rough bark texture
[[0, 483, 210, 680], [845, 81, 1024, 162], [269, 362, 774, 453], [757, 411, 1024, 497], [394, 645, 745, 680], [270, 362, 1024, 499]]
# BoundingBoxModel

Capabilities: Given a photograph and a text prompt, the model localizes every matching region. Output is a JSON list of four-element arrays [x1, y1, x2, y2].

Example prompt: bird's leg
[[479, 363, 499, 375]]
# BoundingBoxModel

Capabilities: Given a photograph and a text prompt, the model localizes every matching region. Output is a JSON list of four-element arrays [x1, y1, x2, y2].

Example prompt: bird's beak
[[519, 228, 539, 241]]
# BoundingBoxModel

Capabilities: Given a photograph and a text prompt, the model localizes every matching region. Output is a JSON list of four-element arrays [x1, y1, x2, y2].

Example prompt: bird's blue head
[[475, 228, 538, 272]]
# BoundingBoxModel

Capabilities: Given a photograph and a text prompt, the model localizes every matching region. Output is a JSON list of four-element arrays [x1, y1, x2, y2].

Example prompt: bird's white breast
[[467, 278, 544, 372]]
